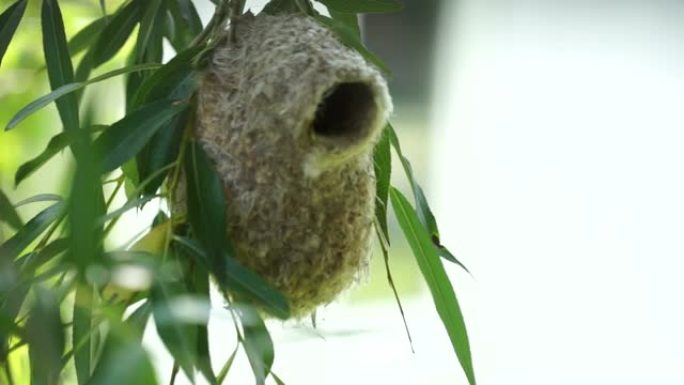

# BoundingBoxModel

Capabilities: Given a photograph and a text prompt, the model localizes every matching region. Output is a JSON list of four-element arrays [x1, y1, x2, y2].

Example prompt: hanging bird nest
[[188, 12, 392, 317]]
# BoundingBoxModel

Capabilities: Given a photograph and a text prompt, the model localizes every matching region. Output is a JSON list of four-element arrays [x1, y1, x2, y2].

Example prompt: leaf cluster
[[0, 0, 475, 384]]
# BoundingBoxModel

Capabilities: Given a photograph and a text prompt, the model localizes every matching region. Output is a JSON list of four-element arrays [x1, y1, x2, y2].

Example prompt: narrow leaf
[[86, 330, 158, 385], [216, 344, 239, 384], [6, 64, 160, 130], [151, 279, 197, 382], [175, 237, 290, 319], [67, 16, 108, 57], [317, 0, 403, 13], [329, 9, 360, 36], [261, 0, 300, 15], [42, 0, 79, 131], [189, 259, 216, 383], [438, 246, 471, 275], [26, 287, 65, 385], [134, 47, 200, 194], [95, 99, 187, 173], [98, 195, 158, 225], [68, 104, 106, 272], [135, 0, 163, 62], [131, 46, 201, 107], [272, 373, 286, 385], [18, 238, 68, 275], [314, 14, 390, 74], [14, 193, 63, 207], [239, 305, 274, 385], [165, 0, 203, 49], [14, 125, 107, 185], [373, 125, 391, 244], [73, 285, 95, 384], [0, 202, 64, 261], [0, 189, 22, 230], [0, 0, 27, 68], [390, 187, 476, 385], [388, 124, 469, 270], [183, 141, 228, 261], [92, 0, 141, 67]]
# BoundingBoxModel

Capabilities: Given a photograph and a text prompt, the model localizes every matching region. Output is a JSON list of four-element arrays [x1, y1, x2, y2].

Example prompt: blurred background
[[2, 0, 684, 384]]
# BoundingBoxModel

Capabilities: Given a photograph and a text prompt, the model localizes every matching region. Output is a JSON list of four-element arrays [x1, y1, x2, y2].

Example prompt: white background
[[430, 1, 684, 384]]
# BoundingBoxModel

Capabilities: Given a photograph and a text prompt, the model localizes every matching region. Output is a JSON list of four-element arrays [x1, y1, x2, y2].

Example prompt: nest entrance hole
[[312, 82, 377, 142]]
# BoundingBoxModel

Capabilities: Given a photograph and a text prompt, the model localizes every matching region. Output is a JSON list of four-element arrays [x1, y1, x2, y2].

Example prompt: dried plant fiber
[[194, 13, 392, 317]]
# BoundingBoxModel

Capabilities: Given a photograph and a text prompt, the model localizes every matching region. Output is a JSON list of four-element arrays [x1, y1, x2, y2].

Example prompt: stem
[[375, 222, 415, 353], [191, 0, 232, 47], [104, 176, 125, 210], [229, 0, 247, 43], [169, 362, 180, 385], [35, 214, 65, 250], [163, 104, 195, 259]]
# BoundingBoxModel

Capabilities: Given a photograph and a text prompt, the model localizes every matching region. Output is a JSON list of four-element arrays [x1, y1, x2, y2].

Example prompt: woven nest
[[191, 13, 392, 317]]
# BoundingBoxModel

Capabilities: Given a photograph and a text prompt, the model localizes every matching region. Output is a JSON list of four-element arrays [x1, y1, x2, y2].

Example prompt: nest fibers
[[194, 13, 392, 317]]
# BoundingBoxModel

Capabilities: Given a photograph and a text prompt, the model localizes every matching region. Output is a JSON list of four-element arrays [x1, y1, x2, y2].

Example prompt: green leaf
[[388, 124, 469, 271], [0, 189, 22, 230], [135, 0, 164, 62], [438, 246, 471, 275], [6, 64, 160, 131], [174, 237, 290, 319], [92, 0, 141, 67], [132, 46, 201, 107], [14, 193, 63, 207], [73, 285, 95, 385], [13, 126, 107, 186], [14, 131, 71, 185], [272, 373, 286, 385], [98, 195, 158, 226], [0, 0, 27, 68], [67, 16, 108, 57], [95, 99, 188, 173], [26, 287, 65, 385], [0, 202, 64, 261], [313, 14, 390, 74], [133, 47, 200, 195], [0, 312, 23, 340], [216, 344, 239, 384], [317, 0, 402, 13], [373, 125, 391, 244], [68, 111, 106, 271], [151, 279, 197, 382], [42, 0, 79, 132], [183, 141, 228, 262], [86, 301, 156, 385], [389, 187, 476, 385], [261, 0, 300, 15], [239, 305, 274, 385], [188, 259, 216, 384], [17, 238, 68, 275], [388, 125, 435, 232], [329, 9, 360, 36], [137, 110, 187, 196], [165, 0, 203, 50], [86, 324, 158, 385]]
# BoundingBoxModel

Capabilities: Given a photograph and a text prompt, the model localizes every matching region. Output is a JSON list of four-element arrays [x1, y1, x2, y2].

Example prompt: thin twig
[[375, 221, 415, 353], [229, 0, 247, 43], [169, 362, 180, 385]]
